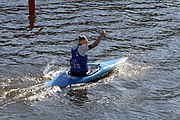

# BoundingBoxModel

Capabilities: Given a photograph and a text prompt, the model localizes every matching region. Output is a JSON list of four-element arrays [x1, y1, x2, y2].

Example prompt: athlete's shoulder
[[78, 44, 89, 51]]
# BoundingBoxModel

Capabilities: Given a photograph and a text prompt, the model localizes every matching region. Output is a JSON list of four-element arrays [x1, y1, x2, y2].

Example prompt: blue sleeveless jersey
[[70, 45, 88, 72]]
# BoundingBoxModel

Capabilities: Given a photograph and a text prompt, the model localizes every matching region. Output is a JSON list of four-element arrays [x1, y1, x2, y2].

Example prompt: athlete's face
[[81, 39, 88, 45]]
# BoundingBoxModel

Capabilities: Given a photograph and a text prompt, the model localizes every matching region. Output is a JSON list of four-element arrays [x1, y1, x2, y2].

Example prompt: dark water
[[0, 0, 180, 120]]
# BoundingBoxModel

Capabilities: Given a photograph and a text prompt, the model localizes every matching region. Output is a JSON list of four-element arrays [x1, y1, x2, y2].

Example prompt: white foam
[[43, 59, 67, 79]]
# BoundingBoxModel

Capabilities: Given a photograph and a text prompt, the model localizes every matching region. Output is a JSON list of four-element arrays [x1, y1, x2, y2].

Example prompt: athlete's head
[[76, 35, 88, 45]]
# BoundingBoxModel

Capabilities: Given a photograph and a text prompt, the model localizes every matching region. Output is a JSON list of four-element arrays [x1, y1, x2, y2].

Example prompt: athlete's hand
[[100, 31, 106, 37]]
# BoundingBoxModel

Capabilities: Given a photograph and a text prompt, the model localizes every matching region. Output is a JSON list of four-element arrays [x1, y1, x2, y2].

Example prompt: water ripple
[[0, 0, 180, 120]]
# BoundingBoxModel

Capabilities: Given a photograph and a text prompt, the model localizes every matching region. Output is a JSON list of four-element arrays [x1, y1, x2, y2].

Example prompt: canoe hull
[[44, 57, 128, 87]]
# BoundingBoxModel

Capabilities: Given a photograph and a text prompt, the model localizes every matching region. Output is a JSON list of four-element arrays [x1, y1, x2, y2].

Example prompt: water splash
[[43, 59, 67, 79], [114, 62, 154, 79], [1, 79, 62, 109], [1, 59, 69, 108], [0, 60, 154, 109]]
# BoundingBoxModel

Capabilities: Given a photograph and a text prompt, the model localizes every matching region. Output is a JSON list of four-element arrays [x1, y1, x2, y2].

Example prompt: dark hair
[[75, 35, 87, 42]]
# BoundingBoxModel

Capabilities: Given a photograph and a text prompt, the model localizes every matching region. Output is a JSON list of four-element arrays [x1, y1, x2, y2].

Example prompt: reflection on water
[[0, 0, 180, 120], [67, 89, 89, 106], [28, 15, 36, 30]]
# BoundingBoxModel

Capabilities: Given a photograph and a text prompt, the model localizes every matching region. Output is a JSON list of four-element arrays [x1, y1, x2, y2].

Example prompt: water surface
[[0, 0, 180, 120]]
